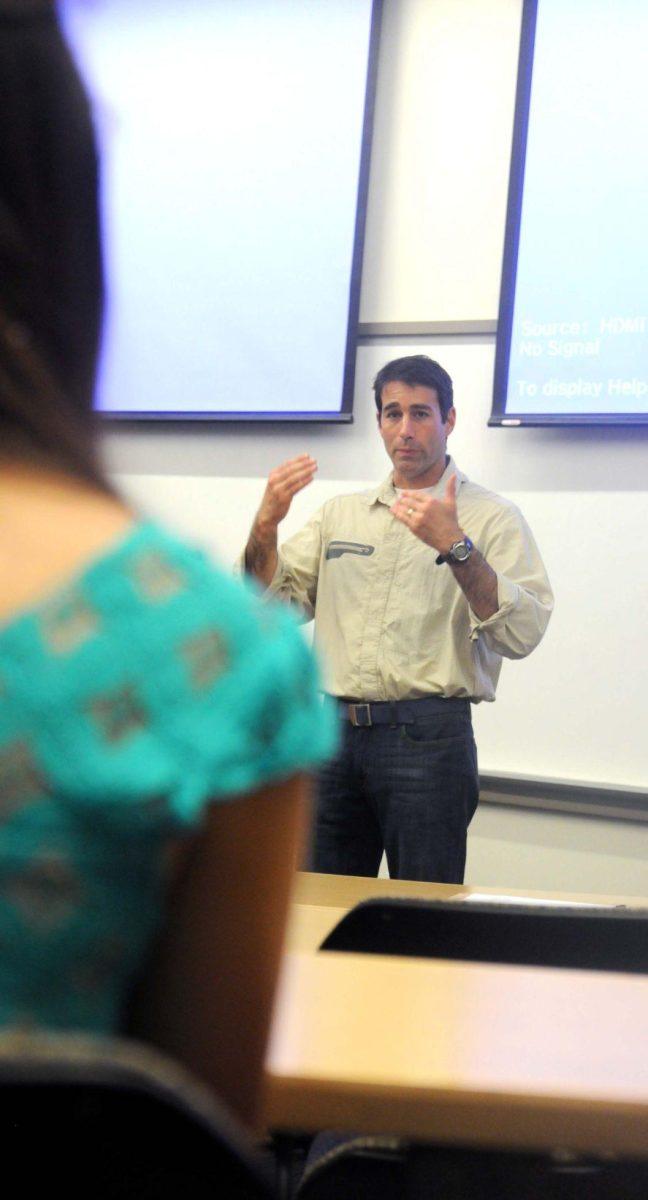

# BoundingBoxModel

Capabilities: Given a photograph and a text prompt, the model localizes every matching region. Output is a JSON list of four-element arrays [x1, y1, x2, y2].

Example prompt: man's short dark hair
[[373, 355, 454, 421]]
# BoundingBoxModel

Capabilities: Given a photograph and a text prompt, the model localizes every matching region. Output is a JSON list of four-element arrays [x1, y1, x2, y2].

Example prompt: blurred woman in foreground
[[0, 2, 334, 1129]]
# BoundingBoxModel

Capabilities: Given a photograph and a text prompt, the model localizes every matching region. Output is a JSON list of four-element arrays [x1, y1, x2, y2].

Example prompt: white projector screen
[[59, 0, 381, 422], [492, 0, 648, 426]]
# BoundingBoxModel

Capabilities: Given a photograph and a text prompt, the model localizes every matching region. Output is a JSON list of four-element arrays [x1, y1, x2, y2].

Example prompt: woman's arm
[[127, 774, 310, 1131]]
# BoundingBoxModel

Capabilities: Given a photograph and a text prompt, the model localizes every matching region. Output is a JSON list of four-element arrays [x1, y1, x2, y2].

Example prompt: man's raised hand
[[245, 455, 317, 586], [257, 454, 317, 530]]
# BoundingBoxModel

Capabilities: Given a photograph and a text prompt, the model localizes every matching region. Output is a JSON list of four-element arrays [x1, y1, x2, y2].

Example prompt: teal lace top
[[0, 521, 336, 1034]]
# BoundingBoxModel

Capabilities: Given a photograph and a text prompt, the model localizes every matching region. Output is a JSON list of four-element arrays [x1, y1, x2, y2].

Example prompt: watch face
[[451, 539, 472, 562]]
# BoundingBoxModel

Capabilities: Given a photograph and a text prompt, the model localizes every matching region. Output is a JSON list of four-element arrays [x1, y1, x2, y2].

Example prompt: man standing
[[244, 355, 553, 882]]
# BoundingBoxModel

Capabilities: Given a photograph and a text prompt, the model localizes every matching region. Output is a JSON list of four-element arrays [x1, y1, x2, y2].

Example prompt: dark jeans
[[311, 698, 479, 883]]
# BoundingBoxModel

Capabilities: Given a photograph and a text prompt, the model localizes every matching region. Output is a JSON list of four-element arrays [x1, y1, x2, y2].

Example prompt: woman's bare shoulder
[[0, 464, 133, 624]]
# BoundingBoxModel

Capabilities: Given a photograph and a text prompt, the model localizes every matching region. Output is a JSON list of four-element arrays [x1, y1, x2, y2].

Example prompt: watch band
[[436, 536, 474, 566]]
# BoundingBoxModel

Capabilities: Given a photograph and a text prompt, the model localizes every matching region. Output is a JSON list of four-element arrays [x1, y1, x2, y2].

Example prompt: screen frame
[[490, 0, 648, 429]]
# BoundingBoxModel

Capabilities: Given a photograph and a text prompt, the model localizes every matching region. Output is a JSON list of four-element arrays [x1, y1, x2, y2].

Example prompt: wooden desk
[[293, 871, 465, 907], [270, 873, 648, 1151], [285, 904, 348, 954], [292, 870, 647, 911], [264, 949, 648, 1156], [286, 871, 648, 954], [286, 873, 466, 953]]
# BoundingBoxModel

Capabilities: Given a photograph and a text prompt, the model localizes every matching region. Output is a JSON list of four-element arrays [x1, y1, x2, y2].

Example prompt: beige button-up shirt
[[267, 458, 553, 703]]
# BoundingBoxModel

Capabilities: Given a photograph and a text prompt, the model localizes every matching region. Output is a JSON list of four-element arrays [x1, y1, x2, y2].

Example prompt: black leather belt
[[335, 695, 470, 727]]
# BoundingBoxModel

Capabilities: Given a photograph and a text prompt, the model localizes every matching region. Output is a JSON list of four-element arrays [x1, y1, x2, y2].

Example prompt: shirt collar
[[369, 457, 467, 507]]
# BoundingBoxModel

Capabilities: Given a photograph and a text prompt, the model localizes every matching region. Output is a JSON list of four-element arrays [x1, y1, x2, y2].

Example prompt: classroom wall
[[102, 0, 648, 895], [467, 805, 648, 898], [359, 0, 522, 322]]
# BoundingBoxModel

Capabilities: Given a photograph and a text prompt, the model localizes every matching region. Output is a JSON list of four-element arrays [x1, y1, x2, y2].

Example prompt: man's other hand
[[391, 473, 463, 555]]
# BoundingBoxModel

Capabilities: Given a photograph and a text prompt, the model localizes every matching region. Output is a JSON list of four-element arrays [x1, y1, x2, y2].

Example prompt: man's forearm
[[244, 454, 317, 589], [449, 548, 499, 620], [244, 519, 279, 589]]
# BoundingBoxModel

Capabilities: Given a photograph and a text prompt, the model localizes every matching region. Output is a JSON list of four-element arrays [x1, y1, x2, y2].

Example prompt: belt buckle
[[349, 703, 372, 727]]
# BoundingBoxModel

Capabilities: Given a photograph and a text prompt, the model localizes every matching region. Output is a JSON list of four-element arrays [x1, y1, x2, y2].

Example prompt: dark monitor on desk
[[320, 897, 648, 974]]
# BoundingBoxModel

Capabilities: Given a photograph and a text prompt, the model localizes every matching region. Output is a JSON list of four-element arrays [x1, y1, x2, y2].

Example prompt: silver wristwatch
[[436, 537, 474, 566]]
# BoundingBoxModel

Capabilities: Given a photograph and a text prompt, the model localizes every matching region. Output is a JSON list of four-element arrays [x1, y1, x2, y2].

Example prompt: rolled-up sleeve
[[266, 509, 324, 622], [468, 504, 553, 659]]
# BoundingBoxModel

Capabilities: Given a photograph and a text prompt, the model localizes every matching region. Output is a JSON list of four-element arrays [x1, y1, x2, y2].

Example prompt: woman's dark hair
[[0, 0, 110, 490], [373, 355, 455, 421]]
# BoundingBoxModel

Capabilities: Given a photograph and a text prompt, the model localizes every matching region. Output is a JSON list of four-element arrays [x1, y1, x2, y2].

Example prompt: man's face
[[377, 381, 456, 488]]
